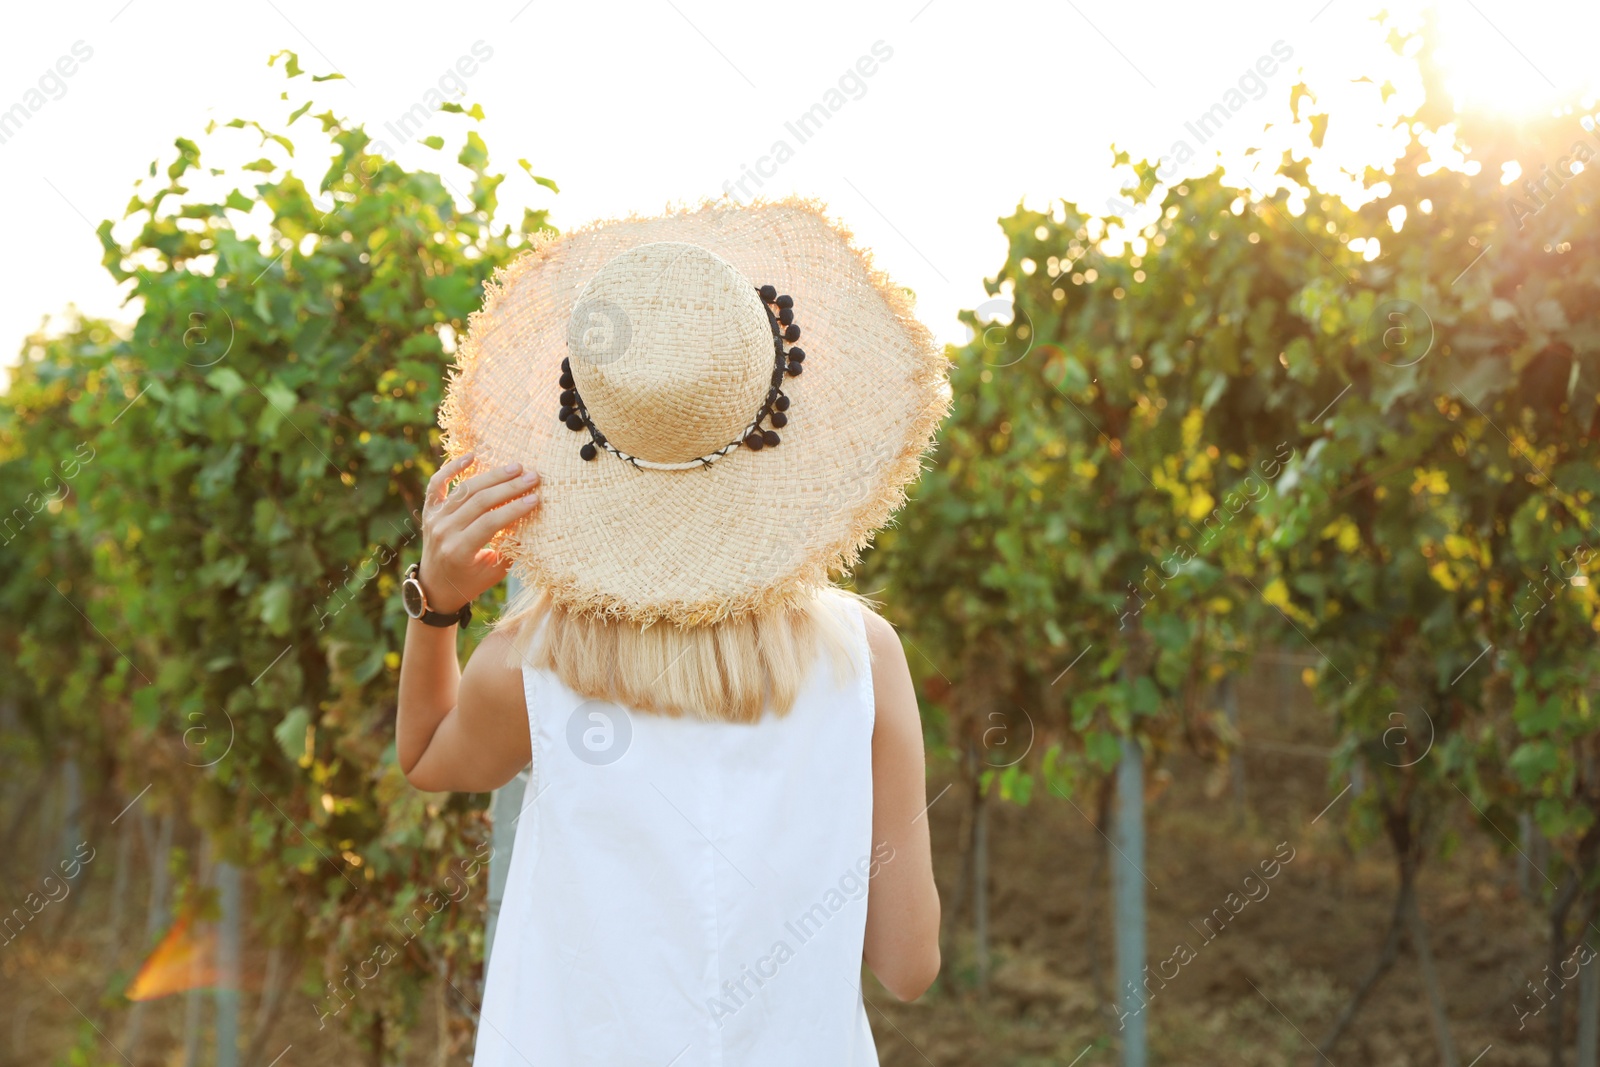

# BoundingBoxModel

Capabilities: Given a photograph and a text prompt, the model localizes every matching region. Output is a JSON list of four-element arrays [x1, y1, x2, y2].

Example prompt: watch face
[[402, 578, 426, 619]]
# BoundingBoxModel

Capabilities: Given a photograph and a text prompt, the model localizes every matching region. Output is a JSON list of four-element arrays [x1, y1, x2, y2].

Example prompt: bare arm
[[397, 453, 539, 794], [862, 610, 942, 1001]]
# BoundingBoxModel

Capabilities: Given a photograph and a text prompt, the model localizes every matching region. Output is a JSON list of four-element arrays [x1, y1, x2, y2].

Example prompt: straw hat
[[439, 198, 951, 626]]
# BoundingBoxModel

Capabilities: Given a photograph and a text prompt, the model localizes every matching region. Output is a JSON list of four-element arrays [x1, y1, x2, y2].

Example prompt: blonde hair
[[496, 585, 867, 723]]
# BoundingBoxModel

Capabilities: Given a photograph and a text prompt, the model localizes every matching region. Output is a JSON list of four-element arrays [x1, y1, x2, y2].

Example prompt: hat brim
[[440, 197, 951, 626]]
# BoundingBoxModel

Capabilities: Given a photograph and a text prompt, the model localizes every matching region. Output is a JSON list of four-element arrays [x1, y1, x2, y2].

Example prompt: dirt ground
[[871, 658, 1570, 1067], [5, 658, 1586, 1065]]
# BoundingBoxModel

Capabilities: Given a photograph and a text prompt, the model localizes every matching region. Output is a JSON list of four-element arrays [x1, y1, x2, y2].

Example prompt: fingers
[[454, 470, 541, 527], [473, 546, 515, 573], [438, 462, 526, 519], [426, 452, 476, 507], [460, 488, 541, 549]]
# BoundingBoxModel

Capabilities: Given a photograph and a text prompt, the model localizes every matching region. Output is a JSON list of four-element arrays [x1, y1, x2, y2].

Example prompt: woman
[[395, 200, 948, 1066]]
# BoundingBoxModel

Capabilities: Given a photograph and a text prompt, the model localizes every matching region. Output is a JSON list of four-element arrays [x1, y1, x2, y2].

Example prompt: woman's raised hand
[[418, 452, 541, 613]]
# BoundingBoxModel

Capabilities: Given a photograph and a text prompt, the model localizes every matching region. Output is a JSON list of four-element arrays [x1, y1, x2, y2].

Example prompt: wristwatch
[[401, 563, 473, 628]]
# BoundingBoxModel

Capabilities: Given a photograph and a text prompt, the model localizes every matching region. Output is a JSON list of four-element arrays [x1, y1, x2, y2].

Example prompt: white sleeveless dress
[[473, 601, 881, 1066]]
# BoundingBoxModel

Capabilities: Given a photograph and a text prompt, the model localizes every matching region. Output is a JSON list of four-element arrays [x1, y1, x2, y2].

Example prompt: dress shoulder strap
[[519, 659, 543, 798], [848, 598, 877, 730]]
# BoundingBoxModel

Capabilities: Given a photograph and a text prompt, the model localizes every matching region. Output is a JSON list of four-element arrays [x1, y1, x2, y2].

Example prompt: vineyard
[[5, 20, 1600, 1067]]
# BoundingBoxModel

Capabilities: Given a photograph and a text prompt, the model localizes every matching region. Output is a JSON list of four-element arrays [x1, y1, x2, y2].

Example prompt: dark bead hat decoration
[[558, 285, 805, 468]]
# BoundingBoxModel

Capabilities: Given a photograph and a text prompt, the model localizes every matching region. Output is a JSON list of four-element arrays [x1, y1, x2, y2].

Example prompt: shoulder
[[470, 624, 523, 669], [860, 606, 905, 667], [459, 625, 533, 759], [461, 626, 528, 705], [858, 608, 918, 740]]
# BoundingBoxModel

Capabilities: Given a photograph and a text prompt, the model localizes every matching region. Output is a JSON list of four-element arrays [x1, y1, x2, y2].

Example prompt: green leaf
[[261, 378, 299, 415], [258, 580, 293, 635], [268, 50, 303, 77], [996, 764, 1034, 805], [458, 130, 489, 172], [1282, 336, 1316, 384], [1085, 730, 1122, 772], [1130, 676, 1161, 716], [1508, 740, 1560, 786], [274, 707, 311, 762], [169, 137, 201, 180], [518, 159, 559, 193], [253, 284, 274, 323], [353, 646, 386, 684], [422, 272, 482, 318], [132, 687, 162, 732], [206, 367, 247, 398], [1452, 355, 1513, 403]]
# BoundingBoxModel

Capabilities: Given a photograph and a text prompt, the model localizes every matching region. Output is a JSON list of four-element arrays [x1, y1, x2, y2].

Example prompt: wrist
[[402, 563, 473, 627], [419, 579, 468, 615]]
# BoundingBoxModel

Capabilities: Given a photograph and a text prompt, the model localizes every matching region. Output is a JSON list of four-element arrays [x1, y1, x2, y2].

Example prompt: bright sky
[[3, 0, 1596, 388]]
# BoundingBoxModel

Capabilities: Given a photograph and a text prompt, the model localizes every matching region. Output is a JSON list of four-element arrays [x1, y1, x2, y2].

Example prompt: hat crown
[[566, 242, 771, 464]]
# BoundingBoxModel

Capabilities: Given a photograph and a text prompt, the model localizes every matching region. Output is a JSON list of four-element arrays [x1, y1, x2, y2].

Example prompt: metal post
[[59, 757, 83, 883], [485, 771, 527, 973], [484, 576, 529, 974], [1112, 735, 1147, 1067], [1579, 922, 1599, 1067], [214, 861, 242, 1067]]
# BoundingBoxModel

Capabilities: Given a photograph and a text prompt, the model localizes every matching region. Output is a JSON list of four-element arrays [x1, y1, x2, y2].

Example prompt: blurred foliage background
[[6, 16, 1600, 1067]]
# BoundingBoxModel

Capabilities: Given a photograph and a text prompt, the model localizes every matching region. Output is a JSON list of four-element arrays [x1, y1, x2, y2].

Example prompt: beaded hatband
[[556, 284, 806, 470]]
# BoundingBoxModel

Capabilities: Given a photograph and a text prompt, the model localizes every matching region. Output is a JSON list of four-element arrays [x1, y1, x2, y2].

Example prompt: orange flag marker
[[126, 913, 222, 1001]]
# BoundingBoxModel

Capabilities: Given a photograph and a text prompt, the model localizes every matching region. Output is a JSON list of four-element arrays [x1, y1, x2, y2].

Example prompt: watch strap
[[418, 601, 472, 629]]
